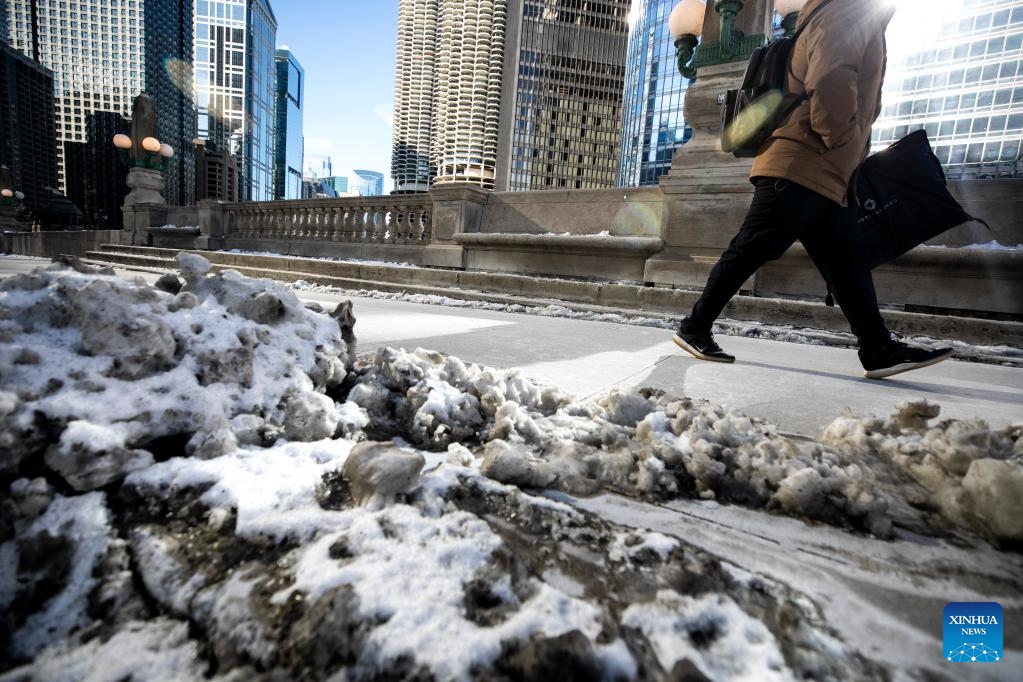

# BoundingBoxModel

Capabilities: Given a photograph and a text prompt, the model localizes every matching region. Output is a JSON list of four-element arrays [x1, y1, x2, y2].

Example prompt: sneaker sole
[[863, 349, 954, 380], [672, 334, 735, 363]]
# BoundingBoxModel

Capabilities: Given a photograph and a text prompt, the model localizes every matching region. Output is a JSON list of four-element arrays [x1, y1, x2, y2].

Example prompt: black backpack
[[720, 0, 836, 157]]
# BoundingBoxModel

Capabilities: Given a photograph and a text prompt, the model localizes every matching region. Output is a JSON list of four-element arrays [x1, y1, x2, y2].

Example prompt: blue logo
[[943, 602, 1002, 663]]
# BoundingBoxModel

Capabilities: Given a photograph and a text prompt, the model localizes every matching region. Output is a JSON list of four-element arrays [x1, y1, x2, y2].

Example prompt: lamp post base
[[124, 167, 167, 206]]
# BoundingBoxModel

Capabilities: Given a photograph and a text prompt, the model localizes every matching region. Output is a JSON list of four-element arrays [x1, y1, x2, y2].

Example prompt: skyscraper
[[391, 0, 440, 193], [146, 0, 197, 208], [0, 41, 59, 216], [873, 0, 1023, 179], [617, 0, 693, 188], [497, 0, 631, 191], [274, 46, 304, 200], [4, 0, 197, 221], [194, 0, 277, 201], [390, 0, 630, 193]]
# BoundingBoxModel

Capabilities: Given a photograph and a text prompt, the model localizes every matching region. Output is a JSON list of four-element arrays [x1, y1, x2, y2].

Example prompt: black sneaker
[[859, 340, 953, 379], [672, 329, 735, 363]]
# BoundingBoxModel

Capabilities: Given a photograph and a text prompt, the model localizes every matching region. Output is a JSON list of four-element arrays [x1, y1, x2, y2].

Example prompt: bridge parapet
[[222, 196, 433, 246]]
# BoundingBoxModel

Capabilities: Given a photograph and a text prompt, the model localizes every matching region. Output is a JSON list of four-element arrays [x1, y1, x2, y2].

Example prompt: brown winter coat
[[750, 0, 896, 206]]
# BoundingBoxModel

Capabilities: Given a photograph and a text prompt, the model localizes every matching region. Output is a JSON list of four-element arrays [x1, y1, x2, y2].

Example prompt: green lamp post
[[714, 0, 746, 60], [669, 0, 707, 80]]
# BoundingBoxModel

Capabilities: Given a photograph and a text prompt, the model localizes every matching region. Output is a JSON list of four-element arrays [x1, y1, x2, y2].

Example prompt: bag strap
[[789, 0, 837, 44]]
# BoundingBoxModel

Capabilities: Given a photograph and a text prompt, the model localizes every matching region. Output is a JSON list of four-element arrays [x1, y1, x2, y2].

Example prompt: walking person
[[673, 0, 953, 380]]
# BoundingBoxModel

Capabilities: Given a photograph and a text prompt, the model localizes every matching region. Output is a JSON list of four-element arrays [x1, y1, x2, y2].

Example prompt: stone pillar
[[199, 199, 226, 250], [120, 203, 167, 246], [423, 184, 489, 268], [645, 1, 772, 288]]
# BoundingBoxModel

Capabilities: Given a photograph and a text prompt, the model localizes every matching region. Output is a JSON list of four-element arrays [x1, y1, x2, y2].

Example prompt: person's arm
[[802, 9, 878, 150]]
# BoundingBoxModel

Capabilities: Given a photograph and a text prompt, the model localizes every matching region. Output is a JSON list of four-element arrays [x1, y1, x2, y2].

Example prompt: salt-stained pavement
[[303, 290, 1022, 438]]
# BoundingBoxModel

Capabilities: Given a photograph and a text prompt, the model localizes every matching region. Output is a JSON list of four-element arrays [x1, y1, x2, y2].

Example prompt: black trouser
[[686, 177, 890, 348]]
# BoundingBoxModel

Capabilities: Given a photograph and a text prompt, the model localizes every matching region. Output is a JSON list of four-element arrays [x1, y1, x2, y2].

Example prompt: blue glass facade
[[617, 0, 693, 188], [194, 0, 277, 201], [274, 47, 303, 200]]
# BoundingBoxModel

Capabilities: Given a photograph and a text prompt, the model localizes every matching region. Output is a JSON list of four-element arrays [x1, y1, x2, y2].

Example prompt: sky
[[271, 1, 399, 191]]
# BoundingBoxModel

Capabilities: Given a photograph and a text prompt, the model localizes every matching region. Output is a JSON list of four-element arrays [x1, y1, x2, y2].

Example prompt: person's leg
[[685, 178, 834, 332], [674, 178, 834, 362], [801, 210, 953, 379], [799, 219, 890, 348]]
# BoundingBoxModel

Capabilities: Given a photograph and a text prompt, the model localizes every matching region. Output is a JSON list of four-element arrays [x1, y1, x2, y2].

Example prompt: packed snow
[[0, 255, 1019, 680]]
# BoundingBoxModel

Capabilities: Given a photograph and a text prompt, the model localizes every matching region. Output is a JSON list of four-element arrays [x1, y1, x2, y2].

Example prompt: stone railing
[[222, 196, 433, 245]]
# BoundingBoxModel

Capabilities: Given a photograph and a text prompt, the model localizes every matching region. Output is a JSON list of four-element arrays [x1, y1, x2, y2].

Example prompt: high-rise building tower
[[194, 0, 277, 201], [146, 0, 197, 208], [497, 0, 631, 191], [274, 46, 304, 200], [392, 0, 439, 193], [4, 0, 197, 222], [873, 0, 1023, 179], [0, 41, 59, 216], [390, 0, 630, 193], [617, 0, 693, 187]]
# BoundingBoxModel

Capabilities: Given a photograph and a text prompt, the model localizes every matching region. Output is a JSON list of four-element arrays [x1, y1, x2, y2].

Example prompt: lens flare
[[613, 198, 662, 237], [163, 57, 194, 96], [722, 89, 784, 151]]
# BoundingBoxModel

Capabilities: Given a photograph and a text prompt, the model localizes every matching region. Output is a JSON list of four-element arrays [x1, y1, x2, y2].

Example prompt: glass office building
[[617, 0, 692, 188], [873, 0, 1023, 179], [322, 175, 349, 194], [194, 0, 277, 201], [273, 47, 303, 200]]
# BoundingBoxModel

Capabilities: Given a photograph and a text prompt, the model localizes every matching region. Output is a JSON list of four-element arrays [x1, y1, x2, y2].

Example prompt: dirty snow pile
[[0, 256, 1017, 680], [346, 347, 1022, 543]]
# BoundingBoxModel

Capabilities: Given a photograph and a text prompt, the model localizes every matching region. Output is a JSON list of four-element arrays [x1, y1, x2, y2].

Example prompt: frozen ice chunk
[[961, 458, 1023, 542], [342, 440, 426, 508], [284, 391, 340, 442]]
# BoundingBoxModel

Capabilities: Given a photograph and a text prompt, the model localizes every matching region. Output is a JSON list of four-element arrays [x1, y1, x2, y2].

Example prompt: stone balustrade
[[223, 197, 432, 245]]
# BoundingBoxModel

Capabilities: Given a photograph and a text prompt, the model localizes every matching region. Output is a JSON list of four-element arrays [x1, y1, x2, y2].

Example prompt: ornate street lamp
[[0, 188, 26, 206], [114, 93, 172, 205], [0, 165, 28, 231], [669, 0, 707, 80], [112, 132, 174, 171], [0, 166, 25, 207], [715, 0, 746, 60], [775, 0, 808, 37]]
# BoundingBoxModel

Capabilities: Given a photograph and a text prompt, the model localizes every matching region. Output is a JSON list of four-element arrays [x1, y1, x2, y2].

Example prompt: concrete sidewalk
[[320, 292, 1022, 438]]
